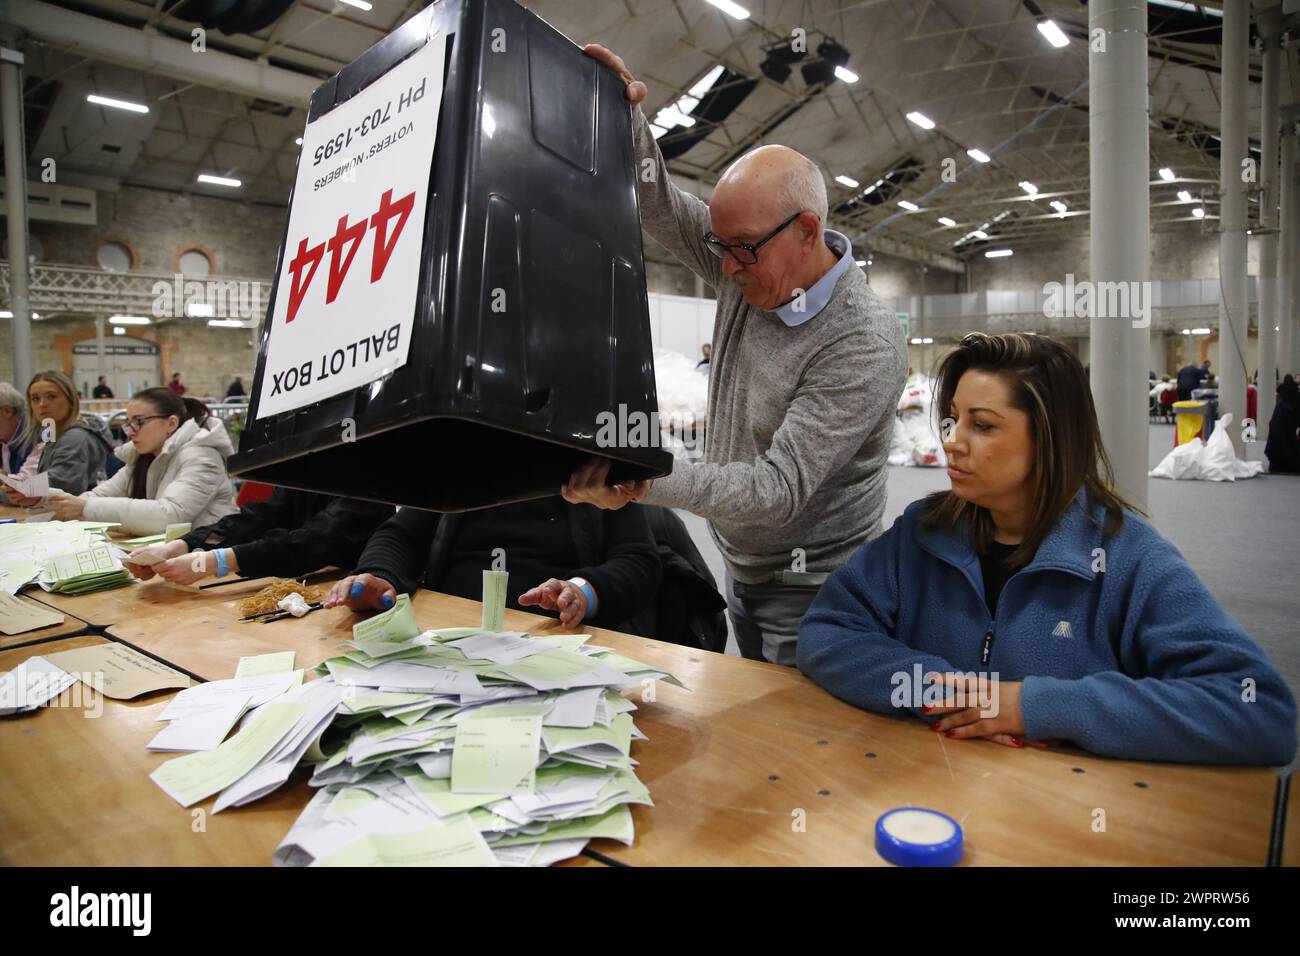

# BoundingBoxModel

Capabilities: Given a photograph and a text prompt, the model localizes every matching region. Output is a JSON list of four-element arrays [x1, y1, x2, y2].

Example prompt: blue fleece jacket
[[797, 491, 1297, 765]]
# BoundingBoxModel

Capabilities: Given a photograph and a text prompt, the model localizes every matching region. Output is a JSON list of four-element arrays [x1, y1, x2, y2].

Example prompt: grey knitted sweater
[[632, 106, 908, 584]]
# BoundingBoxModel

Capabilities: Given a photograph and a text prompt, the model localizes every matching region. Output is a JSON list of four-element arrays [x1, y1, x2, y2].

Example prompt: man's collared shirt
[[773, 229, 854, 328]]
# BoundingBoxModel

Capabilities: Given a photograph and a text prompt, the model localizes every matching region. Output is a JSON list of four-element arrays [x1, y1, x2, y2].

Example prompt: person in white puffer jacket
[[44, 386, 238, 536]]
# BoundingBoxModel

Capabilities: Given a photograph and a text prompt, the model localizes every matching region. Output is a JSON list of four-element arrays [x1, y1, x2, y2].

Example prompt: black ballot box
[[229, 0, 673, 511]]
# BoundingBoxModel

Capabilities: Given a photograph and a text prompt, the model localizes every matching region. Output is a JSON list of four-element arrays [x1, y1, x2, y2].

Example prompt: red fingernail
[[920, 706, 931, 714], [1011, 737, 1023, 747], [931, 723, 942, 731]]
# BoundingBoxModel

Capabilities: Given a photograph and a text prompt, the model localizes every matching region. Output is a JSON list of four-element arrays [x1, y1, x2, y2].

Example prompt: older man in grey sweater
[[564, 46, 907, 666]]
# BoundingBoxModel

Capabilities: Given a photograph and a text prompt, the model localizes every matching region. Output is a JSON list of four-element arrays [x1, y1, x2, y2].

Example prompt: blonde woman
[[7, 371, 114, 502]]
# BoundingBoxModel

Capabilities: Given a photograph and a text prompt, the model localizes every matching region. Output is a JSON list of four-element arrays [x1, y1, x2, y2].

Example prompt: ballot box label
[[257, 34, 448, 419]]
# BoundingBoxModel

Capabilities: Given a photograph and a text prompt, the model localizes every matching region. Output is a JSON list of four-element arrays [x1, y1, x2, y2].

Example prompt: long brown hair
[[921, 332, 1139, 567], [23, 370, 80, 447]]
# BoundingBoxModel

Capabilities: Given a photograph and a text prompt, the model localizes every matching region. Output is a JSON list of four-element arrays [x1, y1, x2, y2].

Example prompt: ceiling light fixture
[[704, 0, 750, 21], [1037, 20, 1070, 48], [87, 93, 149, 114]]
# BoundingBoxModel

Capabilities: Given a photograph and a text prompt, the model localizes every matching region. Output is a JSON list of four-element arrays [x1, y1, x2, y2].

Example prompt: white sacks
[[1149, 414, 1264, 481], [653, 347, 709, 426], [889, 376, 947, 468]]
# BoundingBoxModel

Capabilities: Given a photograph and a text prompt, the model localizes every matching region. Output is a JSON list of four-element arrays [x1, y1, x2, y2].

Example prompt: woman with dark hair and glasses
[[44, 386, 238, 535], [798, 333, 1296, 766]]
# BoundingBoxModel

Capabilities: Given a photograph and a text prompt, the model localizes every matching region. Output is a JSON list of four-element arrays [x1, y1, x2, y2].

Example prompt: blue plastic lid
[[875, 808, 963, 867]]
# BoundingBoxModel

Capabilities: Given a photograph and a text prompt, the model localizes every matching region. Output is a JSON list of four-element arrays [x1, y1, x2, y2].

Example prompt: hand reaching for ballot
[[519, 578, 590, 628], [561, 457, 650, 511], [581, 44, 646, 105], [124, 539, 188, 580], [323, 573, 397, 612], [44, 494, 86, 521], [154, 551, 213, 586]]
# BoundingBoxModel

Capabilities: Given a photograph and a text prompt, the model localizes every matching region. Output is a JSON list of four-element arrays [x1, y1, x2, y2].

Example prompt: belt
[[738, 569, 832, 587]]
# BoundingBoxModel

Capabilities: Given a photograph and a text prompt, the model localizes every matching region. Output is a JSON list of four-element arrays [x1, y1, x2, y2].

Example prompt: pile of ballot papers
[[39, 542, 133, 594], [0, 520, 129, 595], [146, 594, 680, 866]]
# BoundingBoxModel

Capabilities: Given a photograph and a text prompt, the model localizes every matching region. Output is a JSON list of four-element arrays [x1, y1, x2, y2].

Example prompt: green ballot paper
[[451, 711, 541, 795], [531, 633, 592, 652], [481, 569, 508, 632], [45, 545, 117, 581], [490, 804, 634, 848], [235, 651, 296, 677], [405, 775, 504, 816], [119, 533, 167, 548], [40, 544, 133, 595], [502, 648, 603, 685], [314, 818, 498, 867], [352, 593, 419, 646], [150, 701, 306, 807]]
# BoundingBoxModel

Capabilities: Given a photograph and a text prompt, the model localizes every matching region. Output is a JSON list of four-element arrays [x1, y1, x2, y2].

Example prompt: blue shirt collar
[[772, 229, 854, 327]]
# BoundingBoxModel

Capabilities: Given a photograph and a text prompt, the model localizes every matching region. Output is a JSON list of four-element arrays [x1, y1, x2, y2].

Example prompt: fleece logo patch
[[1052, 620, 1073, 639]]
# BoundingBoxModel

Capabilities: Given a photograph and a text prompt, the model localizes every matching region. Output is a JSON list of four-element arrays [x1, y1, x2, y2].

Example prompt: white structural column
[[1217, 0, 1250, 455], [0, 38, 32, 387], [95, 316, 107, 384], [1256, 4, 1281, 445], [1089, 0, 1149, 510], [1286, 126, 1300, 383], [1280, 124, 1297, 401]]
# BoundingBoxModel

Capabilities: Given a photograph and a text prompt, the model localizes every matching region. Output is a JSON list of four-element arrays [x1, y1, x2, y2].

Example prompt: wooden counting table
[[0, 594, 87, 651], [0, 583, 1284, 866], [0, 633, 602, 867], [112, 588, 1280, 867]]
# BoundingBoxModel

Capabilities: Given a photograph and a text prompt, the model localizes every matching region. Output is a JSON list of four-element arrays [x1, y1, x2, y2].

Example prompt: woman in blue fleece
[[798, 332, 1296, 765]]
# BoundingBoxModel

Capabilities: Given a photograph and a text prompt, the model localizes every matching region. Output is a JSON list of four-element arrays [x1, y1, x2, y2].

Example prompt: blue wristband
[[213, 548, 229, 578], [569, 578, 597, 615]]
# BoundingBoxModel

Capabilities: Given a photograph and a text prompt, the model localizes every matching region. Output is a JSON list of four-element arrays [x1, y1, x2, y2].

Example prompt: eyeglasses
[[122, 415, 165, 434], [704, 211, 804, 265]]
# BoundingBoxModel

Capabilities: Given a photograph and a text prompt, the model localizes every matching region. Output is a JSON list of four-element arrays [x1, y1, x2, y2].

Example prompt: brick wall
[[33, 183, 286, 277]]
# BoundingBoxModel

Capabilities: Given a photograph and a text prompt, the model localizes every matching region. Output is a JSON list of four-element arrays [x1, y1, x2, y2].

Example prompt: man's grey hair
[[0, 382, 23, 411], [777, 153, 829, 224]]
